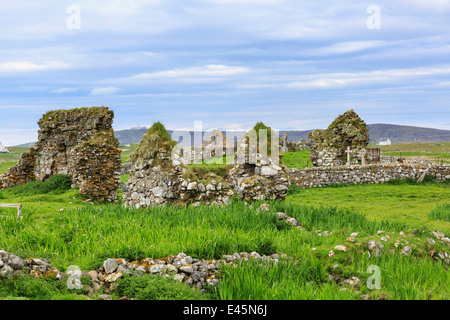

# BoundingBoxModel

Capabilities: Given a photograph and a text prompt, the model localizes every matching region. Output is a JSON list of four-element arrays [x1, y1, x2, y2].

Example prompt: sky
[[0, 0, 449, 145]]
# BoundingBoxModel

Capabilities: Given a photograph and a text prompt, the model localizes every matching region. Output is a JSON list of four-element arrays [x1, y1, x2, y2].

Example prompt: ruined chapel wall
[[0, 107, 121, 202]]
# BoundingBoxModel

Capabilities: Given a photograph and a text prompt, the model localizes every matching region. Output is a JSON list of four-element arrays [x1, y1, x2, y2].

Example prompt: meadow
[[0, 144, 449, 300], [0, 147, 29, 174], [377, 142, 450, 164]]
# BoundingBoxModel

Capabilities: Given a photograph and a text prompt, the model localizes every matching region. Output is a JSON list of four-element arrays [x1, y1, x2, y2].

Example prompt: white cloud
[[90, 87, 121, 95], [313, 41, 387, 55], [50, 87, 79, 93], [242, 66, 450, 90], [131, 65, 249, 80], [0, 61, 69, 72]]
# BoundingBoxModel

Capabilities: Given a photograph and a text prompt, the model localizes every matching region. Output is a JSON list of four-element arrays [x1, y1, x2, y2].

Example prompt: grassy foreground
[[0, 179, 449, 300]]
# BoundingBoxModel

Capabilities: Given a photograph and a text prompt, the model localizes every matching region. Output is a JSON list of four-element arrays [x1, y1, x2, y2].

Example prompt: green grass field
[[120, 144, 138, 164], [1, 144, 449, 300], [287, 182, 450, 234], [0, 147, 29, 174], [281, 150, 310, 169], [0, 178, 449, 300], [378, 142, 450, 164]]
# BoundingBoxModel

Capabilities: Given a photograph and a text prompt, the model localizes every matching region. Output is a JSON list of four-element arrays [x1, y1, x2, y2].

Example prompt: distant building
[[378, 138, 391, 146], [0, 141, 9, 153]]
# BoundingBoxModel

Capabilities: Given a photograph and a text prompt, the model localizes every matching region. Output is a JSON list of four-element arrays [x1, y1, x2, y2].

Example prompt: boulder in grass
[[9, 255, 24, 270], [103, 258, 119, 275], [401, 246, 412, 256]]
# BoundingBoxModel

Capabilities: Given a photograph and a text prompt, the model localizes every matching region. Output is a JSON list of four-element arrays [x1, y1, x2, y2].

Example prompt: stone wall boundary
[[288, 163, 450, 188]]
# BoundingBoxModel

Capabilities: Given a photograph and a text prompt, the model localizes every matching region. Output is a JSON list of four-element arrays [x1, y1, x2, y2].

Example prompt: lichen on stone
[[309, 109, 369, 167], [130, 122, 177, 163]]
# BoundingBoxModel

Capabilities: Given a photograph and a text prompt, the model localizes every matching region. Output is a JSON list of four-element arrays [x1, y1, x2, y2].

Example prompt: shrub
[[45, 174, 72, 191], [287, 183, 301, 195], [1, 174, 72, 197], [0, 275, 87, 300], [113, 274, 208, 300]]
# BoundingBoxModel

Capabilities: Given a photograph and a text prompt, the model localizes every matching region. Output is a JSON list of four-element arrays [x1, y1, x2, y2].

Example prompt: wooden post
[[0, 203, 22, 219]]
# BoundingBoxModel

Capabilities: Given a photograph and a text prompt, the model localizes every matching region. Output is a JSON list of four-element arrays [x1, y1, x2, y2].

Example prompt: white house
[[378, 138, 391, 146], [0, 141, 9, 153]]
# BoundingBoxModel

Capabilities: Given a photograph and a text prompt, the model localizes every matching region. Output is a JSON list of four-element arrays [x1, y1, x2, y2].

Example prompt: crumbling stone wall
[[123, 122, 290, 208], [0, 107, 121, 202], [0, 149, 36, 189], [180, 130, 235, 164], [288, 163, 450, 188], [309, 110, 370, 167]]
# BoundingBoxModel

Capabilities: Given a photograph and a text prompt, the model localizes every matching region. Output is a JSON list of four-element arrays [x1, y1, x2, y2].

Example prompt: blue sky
[[0, 0, 449, 145]]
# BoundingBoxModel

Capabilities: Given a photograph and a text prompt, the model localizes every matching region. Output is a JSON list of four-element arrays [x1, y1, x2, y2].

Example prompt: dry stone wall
[[288, 163, 450, 188], [0, 107, 121, 202]]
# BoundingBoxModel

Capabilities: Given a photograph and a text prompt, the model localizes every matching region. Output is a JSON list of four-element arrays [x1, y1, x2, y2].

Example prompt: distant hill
[[16, 124, 450, 147], [14, 142, 36, 148], [114, 124, 450, 146], [367, 124, 450, 144]]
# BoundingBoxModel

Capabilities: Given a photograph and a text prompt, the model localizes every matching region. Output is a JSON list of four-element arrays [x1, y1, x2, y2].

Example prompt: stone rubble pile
[[0, 250, 283, 294], [95, 251, 284, 292], [0, 250, 60, 279]]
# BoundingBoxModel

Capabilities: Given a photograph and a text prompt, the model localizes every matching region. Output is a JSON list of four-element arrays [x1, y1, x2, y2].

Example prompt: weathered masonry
[[0, 107, 122, 202], [288, 163, 450, 188]]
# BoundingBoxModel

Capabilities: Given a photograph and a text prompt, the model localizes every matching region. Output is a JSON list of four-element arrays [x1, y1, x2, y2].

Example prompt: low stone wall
[[288, 163, 450, 188]]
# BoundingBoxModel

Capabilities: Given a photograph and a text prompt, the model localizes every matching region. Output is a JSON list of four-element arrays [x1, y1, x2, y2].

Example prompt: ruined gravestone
[[0, 107, 121, 202], [309, 109, 369, 167]]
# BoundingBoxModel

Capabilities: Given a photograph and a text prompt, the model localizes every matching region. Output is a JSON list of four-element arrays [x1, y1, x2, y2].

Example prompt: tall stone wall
[[0, 107, 121, 202], [288, 163, 450, 188]]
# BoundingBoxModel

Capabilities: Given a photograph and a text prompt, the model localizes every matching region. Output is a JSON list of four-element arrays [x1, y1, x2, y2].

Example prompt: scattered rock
[[368, 240, 376, 251], [103, 258, 119, 275], [334, 245, 350, 252], [401, 246, 412, 256]]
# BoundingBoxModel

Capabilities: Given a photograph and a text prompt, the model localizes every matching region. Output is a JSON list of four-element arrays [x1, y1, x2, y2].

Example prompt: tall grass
[[0, 200, 408, 271], [216, 258, 357, 300], [1, 199, 448, 300], [428, 204, 450, 222]]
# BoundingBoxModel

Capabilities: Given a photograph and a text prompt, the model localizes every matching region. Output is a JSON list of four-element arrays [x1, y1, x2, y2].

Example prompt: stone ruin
[[123, 122, 290, 208], [279, 133, 302, 153], [0, 107, 121, 202], [180, 129, 235, 164], [308, 109, 370, 167]]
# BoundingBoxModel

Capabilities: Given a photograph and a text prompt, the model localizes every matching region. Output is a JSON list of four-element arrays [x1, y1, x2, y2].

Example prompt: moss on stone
[[130, 122, 177, 162], [309, 109, 369, 165]]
